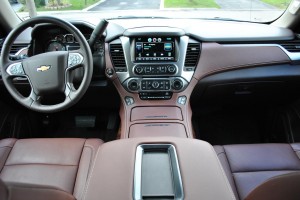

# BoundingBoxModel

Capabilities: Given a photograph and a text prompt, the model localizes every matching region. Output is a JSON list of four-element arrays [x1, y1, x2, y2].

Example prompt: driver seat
[[0, 138, 103, 200]]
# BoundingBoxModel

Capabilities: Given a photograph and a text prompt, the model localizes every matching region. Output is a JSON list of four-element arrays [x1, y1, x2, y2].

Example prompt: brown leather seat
[[0, 138, 103, 200], [0, 179, 76, 200], [214, 143, 300, 200]]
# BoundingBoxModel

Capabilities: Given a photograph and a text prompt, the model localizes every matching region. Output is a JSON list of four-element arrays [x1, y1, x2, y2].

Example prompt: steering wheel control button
[[172, 79, 183, 90], [6, 62, 25, 76], [128, 80, 139, 91], [125, 96, 134, 106], [68, 53, 83, 68], [106, 68, 114, 77], [177, 96, 187, 105]]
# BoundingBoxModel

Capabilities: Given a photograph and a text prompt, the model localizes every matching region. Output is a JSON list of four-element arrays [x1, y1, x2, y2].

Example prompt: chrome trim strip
[[133, 145, 143, 200], [15, 47, 29, 56], [133, 144, 184, 200]]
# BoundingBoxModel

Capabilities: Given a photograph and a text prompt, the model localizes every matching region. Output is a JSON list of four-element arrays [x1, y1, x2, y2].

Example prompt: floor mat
[[38, 110, 120, 142], [194, 106, 287, 145]]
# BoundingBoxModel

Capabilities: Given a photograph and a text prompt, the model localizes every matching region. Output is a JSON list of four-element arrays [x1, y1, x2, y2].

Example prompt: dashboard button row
[[141, 80, 170, 90], [135, 65, 176, 75]]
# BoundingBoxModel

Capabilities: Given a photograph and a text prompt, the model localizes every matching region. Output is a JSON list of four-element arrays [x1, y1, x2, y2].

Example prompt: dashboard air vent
[[109, 43, 127, 72], [184, 43, 200, 71], [0, 42, 29, 55], [10, 43, 29, 54], [279, 40, 300, 53]]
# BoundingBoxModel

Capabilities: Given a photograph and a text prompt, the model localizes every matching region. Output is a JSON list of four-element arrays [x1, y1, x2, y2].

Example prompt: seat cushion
[[214, 143, 300, 200], [0, 138, 103, 200], [5, 182, 76, 200]]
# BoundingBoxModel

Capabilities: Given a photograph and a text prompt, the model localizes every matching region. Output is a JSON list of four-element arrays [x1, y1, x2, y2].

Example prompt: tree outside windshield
[[10, 0, 292, 22]]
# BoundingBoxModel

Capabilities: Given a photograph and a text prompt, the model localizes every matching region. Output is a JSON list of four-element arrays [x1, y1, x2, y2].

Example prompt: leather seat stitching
[[233, 169, 300, 174], [76, 145, 95, 200], [223, 147, 242, 200], [209, 145, 236, 200], [81, 143, 102, 200], [71, 139, 86, 197], [4, 163, 78, 167]]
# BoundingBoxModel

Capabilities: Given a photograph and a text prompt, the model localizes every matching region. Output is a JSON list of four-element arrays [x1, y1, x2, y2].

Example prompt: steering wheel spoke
[[23, 89, 41, 107]]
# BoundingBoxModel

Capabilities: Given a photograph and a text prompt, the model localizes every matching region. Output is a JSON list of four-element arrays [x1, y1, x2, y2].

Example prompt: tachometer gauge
[[47, 41, 66, 52]]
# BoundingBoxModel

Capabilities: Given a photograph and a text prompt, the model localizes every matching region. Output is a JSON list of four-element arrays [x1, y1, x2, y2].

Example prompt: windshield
[[10, 0, 292, 22]]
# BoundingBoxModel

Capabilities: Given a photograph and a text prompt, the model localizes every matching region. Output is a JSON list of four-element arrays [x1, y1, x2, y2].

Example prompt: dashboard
[[7, 18, 300, 105]]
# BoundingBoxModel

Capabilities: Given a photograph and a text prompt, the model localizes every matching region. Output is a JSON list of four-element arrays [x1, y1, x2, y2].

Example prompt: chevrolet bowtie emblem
[[37, 65, 51, 72]]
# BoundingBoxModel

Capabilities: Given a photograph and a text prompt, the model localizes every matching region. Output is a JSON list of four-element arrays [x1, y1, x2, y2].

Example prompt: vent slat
[[279, 40, 300, 53], [184, 43, 200, 68], [109, 44, 126, 69], [0, 43, 29, 55]]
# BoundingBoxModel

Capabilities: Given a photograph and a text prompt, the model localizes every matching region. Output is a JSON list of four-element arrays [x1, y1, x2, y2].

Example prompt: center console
[[92, 26, 236, 200], [83, 137, 235, 200], [105, 27, 201, 138]]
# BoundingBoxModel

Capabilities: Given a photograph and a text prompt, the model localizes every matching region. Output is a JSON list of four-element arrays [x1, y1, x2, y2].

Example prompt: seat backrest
[[214, 143, 300, 200], [0, 138, 103, 200]]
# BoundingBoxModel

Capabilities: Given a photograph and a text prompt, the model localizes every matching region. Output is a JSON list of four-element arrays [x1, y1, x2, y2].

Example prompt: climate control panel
[[141, 80, 171, 90], [124, 77, 187, 94], [134, 64, 177, 75]]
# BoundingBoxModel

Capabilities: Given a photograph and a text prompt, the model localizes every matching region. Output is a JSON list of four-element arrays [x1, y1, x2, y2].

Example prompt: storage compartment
[[131, 107, 183, 121], [133, 144, 183, 200], [129, 123, 187, 138]]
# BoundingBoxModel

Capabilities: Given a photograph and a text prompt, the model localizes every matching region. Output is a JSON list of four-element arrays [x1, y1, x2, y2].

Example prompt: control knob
[[128, 80, 139, 91], [135, 66, 143, 74], [168, 65, 176, 73], [172, 79, 183, 90]]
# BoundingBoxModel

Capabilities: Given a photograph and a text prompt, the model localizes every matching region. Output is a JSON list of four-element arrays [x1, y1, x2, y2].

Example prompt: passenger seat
[[214, 143, 300, 200], [0, 138, 103, 200]]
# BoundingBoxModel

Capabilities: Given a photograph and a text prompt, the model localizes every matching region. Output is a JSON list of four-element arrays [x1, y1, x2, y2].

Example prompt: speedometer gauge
[[47, 41, 66, 52]]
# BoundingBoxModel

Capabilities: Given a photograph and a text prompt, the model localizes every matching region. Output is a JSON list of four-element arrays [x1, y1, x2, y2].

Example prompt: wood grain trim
[[194, 43, 291, 80]]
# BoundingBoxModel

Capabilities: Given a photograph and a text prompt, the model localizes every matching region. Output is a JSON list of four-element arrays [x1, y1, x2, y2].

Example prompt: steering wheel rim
[[0, 16, 93, 113]]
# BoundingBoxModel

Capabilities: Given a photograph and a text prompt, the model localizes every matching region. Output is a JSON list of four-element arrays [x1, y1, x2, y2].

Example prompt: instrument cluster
[[46, 34, 76, 52]]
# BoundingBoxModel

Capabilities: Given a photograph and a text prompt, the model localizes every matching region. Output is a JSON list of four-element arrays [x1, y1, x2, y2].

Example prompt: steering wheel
[[0, 16, 93, 113]]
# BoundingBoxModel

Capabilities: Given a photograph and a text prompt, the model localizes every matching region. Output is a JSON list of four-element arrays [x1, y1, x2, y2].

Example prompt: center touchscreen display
[[135, 37, 175, 61]]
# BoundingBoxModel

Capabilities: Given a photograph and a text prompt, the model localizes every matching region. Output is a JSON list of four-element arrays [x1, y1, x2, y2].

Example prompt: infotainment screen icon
[[164, 43, 172, 51], [135, 37, 175, 61]]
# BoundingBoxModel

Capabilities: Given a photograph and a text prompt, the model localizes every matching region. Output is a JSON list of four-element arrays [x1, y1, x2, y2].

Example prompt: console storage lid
[[83, 137, 236, 200], [131, 106, 183, 121]]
